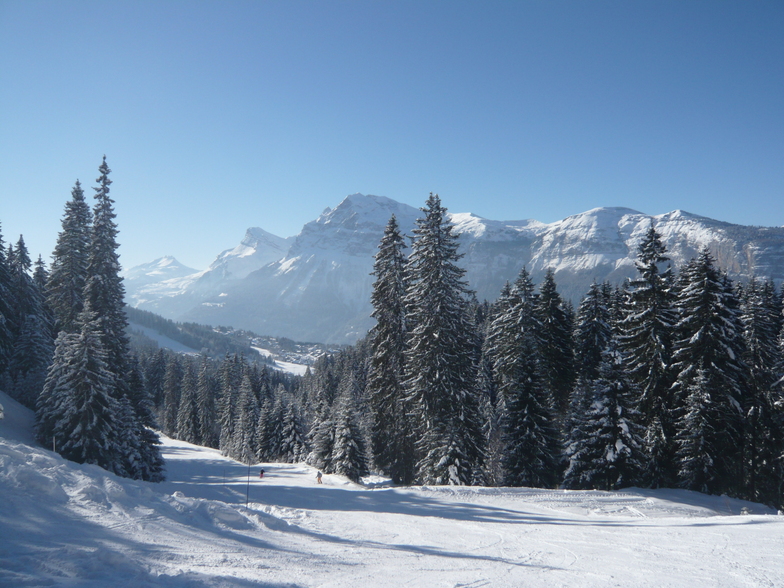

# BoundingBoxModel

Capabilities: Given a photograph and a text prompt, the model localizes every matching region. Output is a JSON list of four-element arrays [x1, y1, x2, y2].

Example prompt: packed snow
[[251, 347, 310, 376], [2, 390, 783, 587]]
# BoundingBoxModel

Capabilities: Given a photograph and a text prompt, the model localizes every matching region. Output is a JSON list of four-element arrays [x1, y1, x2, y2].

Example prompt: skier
[[259, 468, 265, 479], [316, 471, 323, 484]]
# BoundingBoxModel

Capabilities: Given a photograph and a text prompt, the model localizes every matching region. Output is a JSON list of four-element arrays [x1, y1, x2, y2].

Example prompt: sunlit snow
[[2, 390, 783, 587]]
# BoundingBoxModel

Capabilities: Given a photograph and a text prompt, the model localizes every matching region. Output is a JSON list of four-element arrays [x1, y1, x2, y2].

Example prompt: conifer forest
[[3, 172, 784, 510]]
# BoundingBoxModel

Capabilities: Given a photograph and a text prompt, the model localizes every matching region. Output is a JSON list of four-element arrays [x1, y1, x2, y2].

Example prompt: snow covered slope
[[127, 321, 201, 355], [2, 389, 783, 587], [126, 195, 784, 343]]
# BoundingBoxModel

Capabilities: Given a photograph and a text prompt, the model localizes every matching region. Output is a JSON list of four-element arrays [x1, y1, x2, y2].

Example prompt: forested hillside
[[3, 182, 784, 509]]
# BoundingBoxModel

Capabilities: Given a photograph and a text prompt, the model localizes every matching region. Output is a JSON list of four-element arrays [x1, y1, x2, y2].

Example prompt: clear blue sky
[[1, 0, 782, 270]]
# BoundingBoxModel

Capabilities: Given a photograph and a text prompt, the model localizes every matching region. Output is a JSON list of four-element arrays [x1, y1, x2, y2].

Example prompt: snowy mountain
[[194, 226, 293, 283], [125, 195, 784, 344], [2, 389, 782, 587], [123, 256, 198, 293], [124, 227, 293, 317], [175, 194, 422, 343]]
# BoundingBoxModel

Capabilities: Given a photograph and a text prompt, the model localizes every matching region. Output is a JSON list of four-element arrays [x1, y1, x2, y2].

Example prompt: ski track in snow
[[2, 390, 784, 587]]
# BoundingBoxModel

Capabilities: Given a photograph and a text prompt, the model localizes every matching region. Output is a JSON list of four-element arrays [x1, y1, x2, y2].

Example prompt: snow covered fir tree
[[4, 188, 784, 508], [485, 268, 561, 488], [401, 194, 484, 485], [0, 157, 165, 481]]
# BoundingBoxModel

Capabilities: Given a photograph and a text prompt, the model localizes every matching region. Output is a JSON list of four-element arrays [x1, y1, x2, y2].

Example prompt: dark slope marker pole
[[245, 462, 251, 509]]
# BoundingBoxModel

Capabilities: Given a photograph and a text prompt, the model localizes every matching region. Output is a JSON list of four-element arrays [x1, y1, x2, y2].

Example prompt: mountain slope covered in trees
[[125, 195, 784, 344]]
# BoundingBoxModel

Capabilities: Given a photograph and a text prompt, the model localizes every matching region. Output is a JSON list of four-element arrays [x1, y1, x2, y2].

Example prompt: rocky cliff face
[[125, 194, 784, 344], [174, 194, 421, 342]]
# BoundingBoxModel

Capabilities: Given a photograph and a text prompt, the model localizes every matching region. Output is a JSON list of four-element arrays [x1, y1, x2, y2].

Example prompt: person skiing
[[259, 468, 265, 479], [316, 471, 323, 484]]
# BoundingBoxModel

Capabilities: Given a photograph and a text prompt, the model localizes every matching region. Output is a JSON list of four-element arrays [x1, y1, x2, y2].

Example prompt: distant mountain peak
[[123, 256, 197, 281], [655, 209, 712, 223], [206, 227, 292, 278], [316, 193, 411, 225], [243, 226, 288, 245]]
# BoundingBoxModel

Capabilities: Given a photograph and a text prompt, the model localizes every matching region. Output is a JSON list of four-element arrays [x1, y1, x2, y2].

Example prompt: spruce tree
[[740, 279, 784, 505], [127, 355, 156, 428], [83, 157, 131, 393], [144, 348, 168, 407], [403, 194, 483, 485], [562, 344, 646, 491], [307, 393, 336, 473], [536, 268, 575, 414], [367, 215, 414, 483], [330, 386, 369, 482], [9, 235, 34, 325], [196, 356, 219, 448], [10, 311, 53, 408], [477, 305, 503, 486], [37, 306, 123, 474], [218, 354, 243, 454], [486, 268, 560, 488], [618, 225, 677, 487], [76, 157, 164, 477], [176, 362, 200, 444], [47, 180, 92, 334], [35, 331, 73, 447], [268, 393, 286, 460], [279, 399, 307, 463], [256, 396, 275, 461], [161, 355, 182, 436], [231, 371, 259, 464], [7, 236, 53, 407], [562, 373, 593, 485], [573, 282, 613, 382], [674, 363, 719, 493], [671, 249, 746, 496], [126, 355, 166, 482]]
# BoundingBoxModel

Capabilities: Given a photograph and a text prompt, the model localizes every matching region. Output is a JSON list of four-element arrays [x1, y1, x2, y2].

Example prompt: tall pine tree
[[403, 194, 483, 485], [47, 180, 92, 334], [330, 379, 369, 482], [573, 282, 613, 383], [563, 343, 646, 490], [671, 249, 746, 496], [486, 268, 561, 488], [36, 306, 123, 474], [7, 235, 53, 407], [536, 268, 575, 414], [36, 157, 163, 479], [83, 157, 130, 391], [618, 225, 677, 487], [367, 215, 414, 483], [740, 279, 784, 506]]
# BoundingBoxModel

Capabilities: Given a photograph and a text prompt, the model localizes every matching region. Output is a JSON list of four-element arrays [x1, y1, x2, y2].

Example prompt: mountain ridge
[[124, 194, 784, 343]]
